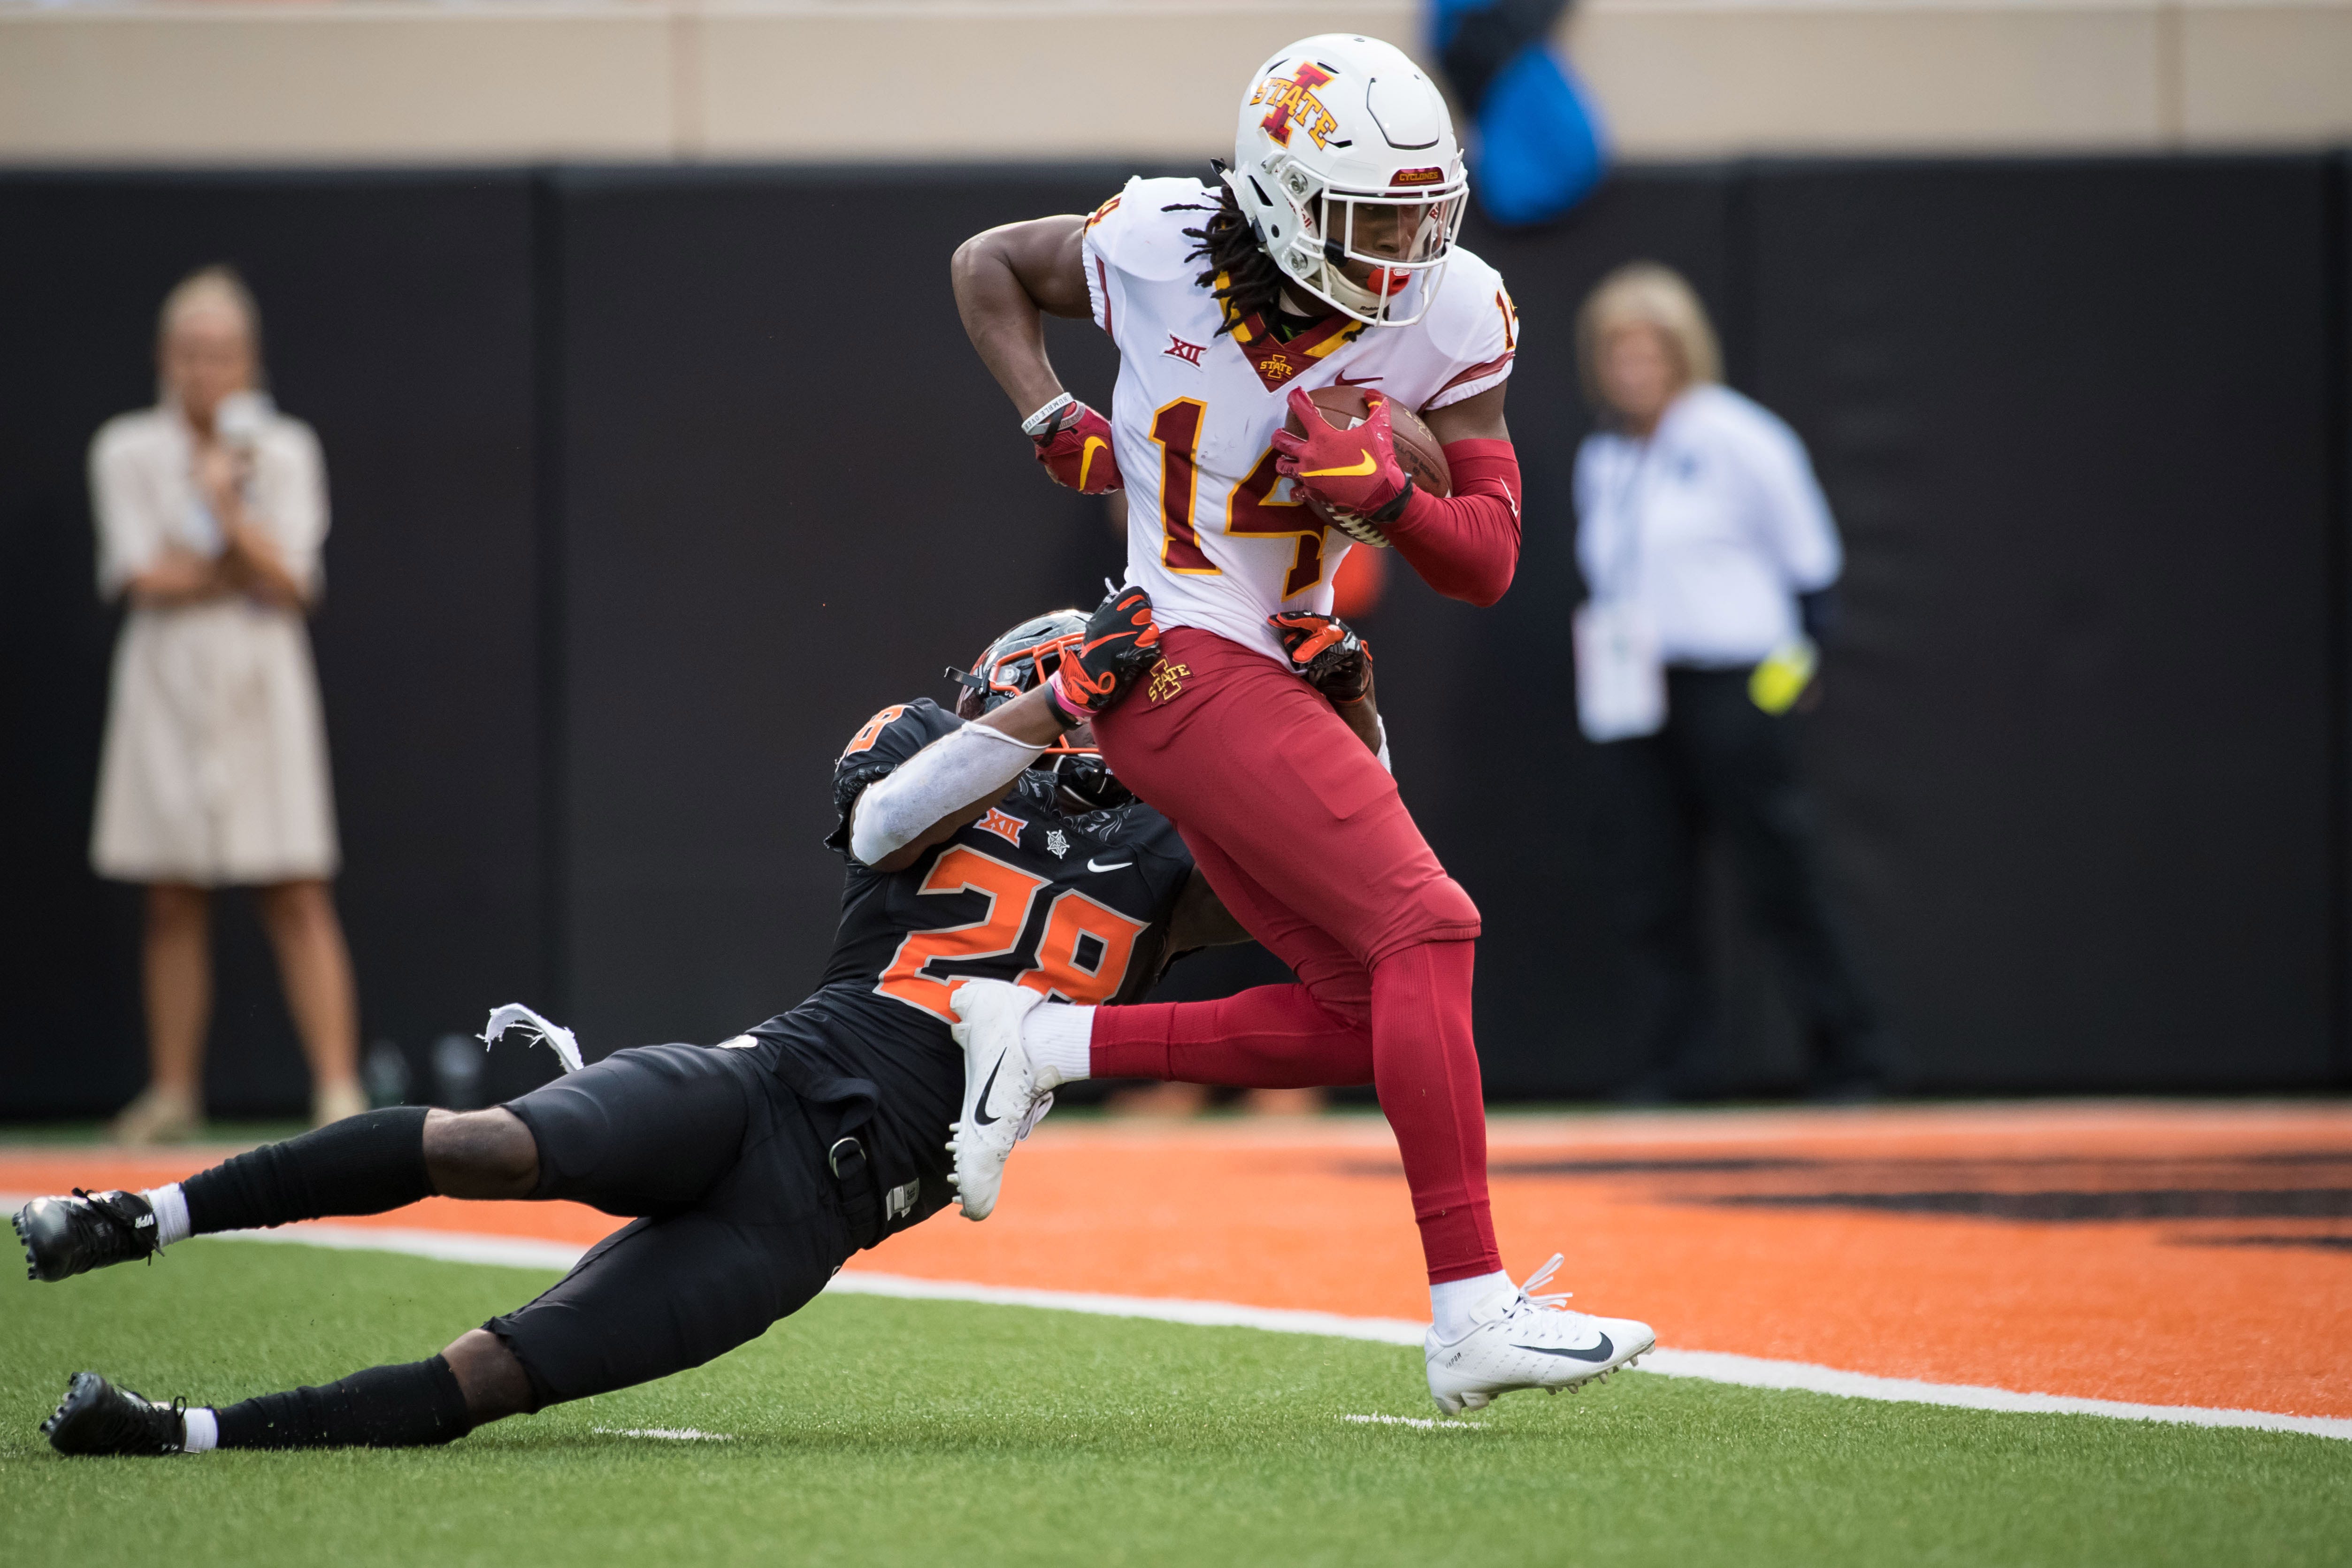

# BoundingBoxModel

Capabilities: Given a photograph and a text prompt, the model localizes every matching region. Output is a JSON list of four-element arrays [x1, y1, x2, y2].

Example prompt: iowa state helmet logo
[[1252, 62, 1340, 150]]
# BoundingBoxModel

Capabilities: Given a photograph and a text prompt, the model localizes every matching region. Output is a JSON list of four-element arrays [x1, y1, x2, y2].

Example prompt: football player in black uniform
[[18, 587, 1397, 1458]]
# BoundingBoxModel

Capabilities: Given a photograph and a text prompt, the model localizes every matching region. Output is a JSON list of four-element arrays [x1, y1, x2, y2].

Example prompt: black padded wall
[[3, 156, 2347, 1115], [0, 173, 544, 1117], [1747, 158, 2342, 1089], [546, 167, 1153, 1052]]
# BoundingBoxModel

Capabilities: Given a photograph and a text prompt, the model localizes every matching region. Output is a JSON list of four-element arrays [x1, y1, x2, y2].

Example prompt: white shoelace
[[1012, 1091, 1055, 1141], [1502, 1254, 1574, 1319]]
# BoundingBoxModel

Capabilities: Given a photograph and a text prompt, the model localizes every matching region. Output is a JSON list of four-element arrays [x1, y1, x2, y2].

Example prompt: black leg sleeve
[[181, 1107, 433, 1235], [214, 1354, 471, 1450]]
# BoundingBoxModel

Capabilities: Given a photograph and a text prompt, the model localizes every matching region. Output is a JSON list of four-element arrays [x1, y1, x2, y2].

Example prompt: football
[[1283, 386, 1452, 537]]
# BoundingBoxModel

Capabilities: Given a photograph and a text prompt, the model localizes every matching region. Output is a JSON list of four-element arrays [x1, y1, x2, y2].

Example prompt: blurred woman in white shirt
[[89, 266, 364, 1141], [1572, 262, 1885, 1099]]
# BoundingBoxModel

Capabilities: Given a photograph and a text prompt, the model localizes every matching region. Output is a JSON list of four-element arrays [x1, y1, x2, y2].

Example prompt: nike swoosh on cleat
[[973, 1055, 1004, 1126], [1510, 1333, 1614, 1363], [1301, 451, 1379, 479], [1086, 856, 1134, 873]]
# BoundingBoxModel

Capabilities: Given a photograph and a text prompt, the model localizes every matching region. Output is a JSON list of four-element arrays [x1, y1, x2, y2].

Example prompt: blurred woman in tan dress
[[90, 266, 365, 1141]]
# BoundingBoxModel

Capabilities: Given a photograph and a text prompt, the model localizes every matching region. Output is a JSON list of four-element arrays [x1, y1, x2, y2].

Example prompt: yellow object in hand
[[1749, 637, 1818, 715]]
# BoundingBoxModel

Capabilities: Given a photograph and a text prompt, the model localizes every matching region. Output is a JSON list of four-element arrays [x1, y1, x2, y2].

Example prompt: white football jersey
[[1082, 177, 1517, 664]]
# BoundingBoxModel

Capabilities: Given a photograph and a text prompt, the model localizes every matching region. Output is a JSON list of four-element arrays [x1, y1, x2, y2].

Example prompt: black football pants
[[486, 1040, 855, 1409], [1600, 665, 1885, 1092]]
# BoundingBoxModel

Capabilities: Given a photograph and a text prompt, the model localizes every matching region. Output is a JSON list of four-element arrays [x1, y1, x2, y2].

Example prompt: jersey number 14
[[1150, 398, 1328, 597]]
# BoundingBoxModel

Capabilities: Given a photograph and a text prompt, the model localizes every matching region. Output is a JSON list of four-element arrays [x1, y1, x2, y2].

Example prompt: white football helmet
[[1226, 35, 1469, 328]]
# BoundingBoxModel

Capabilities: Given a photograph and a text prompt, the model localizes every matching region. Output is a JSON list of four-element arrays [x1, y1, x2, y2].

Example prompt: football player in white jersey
[[951, 34, 1655, 1415]]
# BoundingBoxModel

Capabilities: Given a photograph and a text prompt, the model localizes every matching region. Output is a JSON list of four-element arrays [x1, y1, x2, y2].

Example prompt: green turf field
[[3, 1239, 2345, 1567]]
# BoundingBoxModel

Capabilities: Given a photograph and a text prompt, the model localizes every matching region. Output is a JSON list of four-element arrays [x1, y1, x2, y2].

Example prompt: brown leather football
[[1283, 386, 1452, 536]]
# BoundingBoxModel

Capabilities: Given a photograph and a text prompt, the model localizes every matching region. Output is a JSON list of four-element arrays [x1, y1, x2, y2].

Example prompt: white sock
[[144, 1183, 191, 1249], [1430, 1269, 1514, 1341], [181, 1407, 218, 1453], [1023, 1003, 1095, 1090]]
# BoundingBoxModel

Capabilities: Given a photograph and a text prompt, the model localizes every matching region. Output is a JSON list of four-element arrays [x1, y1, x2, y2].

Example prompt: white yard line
[[1342, 1413, 1487, 1431], [15, 1207, 2345, 1445]]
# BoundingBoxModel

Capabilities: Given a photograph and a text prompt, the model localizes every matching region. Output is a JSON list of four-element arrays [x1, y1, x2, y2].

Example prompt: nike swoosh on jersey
[[1333, 371, 1382, 387], [973, 1055, 1004, 1126], [1079, 437, 1109, 490], [1509, 1333, 1614, 1363], [1086, 856, 1134, 873], [1301, 451, 1379, 478]]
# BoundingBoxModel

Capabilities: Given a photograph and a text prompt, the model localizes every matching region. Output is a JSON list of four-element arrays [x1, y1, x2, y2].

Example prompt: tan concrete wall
[[2180, 2, 2352, 144], [0, 0, 2343, 166]]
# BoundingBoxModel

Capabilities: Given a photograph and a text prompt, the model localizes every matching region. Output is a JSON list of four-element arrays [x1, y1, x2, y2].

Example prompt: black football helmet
[[948, 610, 1132, 812]]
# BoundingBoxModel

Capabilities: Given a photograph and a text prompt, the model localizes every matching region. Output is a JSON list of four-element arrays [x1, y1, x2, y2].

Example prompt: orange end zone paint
[[8, 1101, 2347, 1419]]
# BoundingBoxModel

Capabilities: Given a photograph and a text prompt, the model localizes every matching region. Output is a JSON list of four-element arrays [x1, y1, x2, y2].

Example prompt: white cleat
[[944, 979, 1053, 1221], [1424, 1254, 1656, 1417]]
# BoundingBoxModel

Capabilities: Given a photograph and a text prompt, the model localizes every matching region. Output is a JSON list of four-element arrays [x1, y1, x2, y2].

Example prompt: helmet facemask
[[1235, 160, 1465, 328], [949, 613, 1134, 811]]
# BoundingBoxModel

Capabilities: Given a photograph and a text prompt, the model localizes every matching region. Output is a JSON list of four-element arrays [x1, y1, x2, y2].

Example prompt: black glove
[[1269, 611, 1373, 704], [1047, 585, 1162, 720]]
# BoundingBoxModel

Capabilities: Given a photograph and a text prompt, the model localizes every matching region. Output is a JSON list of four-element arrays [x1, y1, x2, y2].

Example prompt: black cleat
[[14, 1189, 162, 1282], [42, 1372, 188, 1456]]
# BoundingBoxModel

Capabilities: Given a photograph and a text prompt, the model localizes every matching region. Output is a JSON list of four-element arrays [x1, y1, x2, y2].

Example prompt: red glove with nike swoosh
[[1272, 385, 1410, 520], [1033, 400, 1123, 495]]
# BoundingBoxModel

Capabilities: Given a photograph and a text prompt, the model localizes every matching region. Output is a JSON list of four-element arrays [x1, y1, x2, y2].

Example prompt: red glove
[[1033, 401, 1122, 495], [1271, 385, 1410, 521]]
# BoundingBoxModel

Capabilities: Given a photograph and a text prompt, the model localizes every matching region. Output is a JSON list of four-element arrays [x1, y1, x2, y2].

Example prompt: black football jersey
[[754, 698, 1193, 1235]]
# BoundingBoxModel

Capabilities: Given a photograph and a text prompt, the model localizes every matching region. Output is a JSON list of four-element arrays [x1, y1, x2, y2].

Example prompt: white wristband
[[1021, 393, 1077, 438], [849, 719, 1046, 865]]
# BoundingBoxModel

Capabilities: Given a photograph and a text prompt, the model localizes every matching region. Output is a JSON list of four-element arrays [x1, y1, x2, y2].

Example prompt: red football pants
[[1092, 626, 1500, 1283]]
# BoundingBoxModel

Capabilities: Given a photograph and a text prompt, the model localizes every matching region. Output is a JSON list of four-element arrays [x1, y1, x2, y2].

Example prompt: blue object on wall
[[1429, 0, 1610, 227]]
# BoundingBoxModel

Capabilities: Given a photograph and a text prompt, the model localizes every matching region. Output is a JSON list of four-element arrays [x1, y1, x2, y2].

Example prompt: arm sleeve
[[90, 424, 160, 602], [1738, 414, 1843, 592], [1378, 438, 1523, 607], [825, 700, 962, 855], [847, 719, 1045, 866]]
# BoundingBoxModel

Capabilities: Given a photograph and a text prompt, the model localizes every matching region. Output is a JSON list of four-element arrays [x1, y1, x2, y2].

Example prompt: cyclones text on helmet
[[1226, 34, 1468, 329]]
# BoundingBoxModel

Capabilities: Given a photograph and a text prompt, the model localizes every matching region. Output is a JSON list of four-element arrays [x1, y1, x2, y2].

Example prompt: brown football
[[1283, 386, 1452, 532]]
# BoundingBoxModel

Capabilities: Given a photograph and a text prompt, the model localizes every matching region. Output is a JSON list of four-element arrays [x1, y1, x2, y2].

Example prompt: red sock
[[1370, 940, 1500, 1284], [1091, 984, 1373, 1087]]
